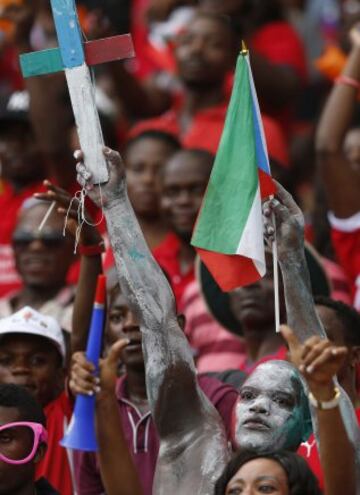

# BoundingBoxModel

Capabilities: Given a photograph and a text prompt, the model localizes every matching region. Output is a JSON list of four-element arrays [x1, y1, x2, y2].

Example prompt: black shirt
[[35, 478, 59, 495]]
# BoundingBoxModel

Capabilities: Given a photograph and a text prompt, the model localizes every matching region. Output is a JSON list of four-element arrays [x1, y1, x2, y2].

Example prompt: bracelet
[[78, 241, 105, 256], [308, 387, 340, 410], [335, 75, 360, 91]]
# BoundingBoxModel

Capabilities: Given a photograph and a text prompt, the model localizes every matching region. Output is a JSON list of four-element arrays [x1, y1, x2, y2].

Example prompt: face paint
[[234, 361, 309, 452]]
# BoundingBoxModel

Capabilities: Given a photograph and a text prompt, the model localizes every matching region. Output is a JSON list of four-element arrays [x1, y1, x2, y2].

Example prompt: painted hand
[[262, 181, 304, 263], [75, 147, 126, 208], [281, 325, 348, 400], [34, 181, 102, 246]]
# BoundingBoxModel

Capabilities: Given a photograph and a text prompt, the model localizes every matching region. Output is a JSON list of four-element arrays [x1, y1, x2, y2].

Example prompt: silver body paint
[[279, 251, 360, 492], [104, 191, 230, 495]]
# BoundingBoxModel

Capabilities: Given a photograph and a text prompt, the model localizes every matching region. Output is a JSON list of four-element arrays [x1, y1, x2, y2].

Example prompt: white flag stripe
[[235, 185, 266, 275]]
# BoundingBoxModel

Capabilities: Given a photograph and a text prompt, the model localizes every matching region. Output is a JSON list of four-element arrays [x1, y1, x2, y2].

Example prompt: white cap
[[0, 306, 66, 361]]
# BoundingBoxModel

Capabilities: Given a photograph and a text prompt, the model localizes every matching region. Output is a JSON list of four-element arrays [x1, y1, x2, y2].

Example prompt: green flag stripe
[[192, 55, 258, 254]]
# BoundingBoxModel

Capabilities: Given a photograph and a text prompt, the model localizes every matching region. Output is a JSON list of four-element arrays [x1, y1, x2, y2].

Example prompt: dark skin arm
[[70, 341, 143, 495], [35, 181, 103, 353], [282, 325, 357, 495], [315, 25, 360, 218], [3, 1, 75, 188]]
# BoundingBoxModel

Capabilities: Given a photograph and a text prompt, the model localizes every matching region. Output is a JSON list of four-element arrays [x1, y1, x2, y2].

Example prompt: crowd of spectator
[[0, 0, 359, 494]]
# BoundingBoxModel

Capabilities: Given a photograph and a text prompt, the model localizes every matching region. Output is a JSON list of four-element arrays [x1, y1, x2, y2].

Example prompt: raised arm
[[264, 182, 360, 486], [69, 341, 143, 495], [315, 24, 360, 218], [35, 182, 103, 352], [263, 181, 326, 343], [75, 148, 215, 439], [282, 325, 357, 495]]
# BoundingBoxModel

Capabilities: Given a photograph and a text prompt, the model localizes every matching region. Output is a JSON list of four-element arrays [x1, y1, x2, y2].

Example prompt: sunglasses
[[0, 421, 48, 465], [12, 231, 65, 248]]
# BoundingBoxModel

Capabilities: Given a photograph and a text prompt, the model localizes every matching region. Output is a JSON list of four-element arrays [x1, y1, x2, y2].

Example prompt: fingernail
[[104, 147, 111, 155], [332, 349, 338, 356], [306, 365, 313, 374], [87, 390, 94, 396], [74, 150, 82, 159], [94, 377, 100, 385], [95, 386, 101, 394], [299, 364, 305, 373]]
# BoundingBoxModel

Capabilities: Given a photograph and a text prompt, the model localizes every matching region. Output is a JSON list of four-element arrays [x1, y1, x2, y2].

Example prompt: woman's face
[[225, 458, 289, 494]]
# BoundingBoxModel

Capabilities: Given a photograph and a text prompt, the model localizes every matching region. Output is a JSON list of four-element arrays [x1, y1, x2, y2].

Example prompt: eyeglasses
[[0, 422, 48, 465], [12, 231, 65, 249]]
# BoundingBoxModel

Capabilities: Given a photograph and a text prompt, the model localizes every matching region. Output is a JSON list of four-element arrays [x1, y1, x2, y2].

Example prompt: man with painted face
[[75, 147, 360, 494], [70, 280, 239, 495]]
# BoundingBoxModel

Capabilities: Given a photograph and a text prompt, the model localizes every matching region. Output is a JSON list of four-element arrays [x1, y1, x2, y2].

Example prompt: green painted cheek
[[277, 407, 304, 450]]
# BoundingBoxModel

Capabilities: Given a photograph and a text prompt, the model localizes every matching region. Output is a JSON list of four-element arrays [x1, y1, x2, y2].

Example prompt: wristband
[[335, 75, 360, 91], [78, 241, 105, 256], [308, 387, 340, 410]]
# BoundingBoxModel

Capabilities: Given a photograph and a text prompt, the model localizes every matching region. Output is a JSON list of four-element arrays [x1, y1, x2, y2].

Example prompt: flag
[[191, 50, 276, 291]]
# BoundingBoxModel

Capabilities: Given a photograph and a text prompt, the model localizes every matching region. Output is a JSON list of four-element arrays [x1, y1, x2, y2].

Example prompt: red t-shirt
[[36, 392, 74, 495], [297, 407, 360, 489], [129, 101, 289, 166], [152, 232, 194, 309], [250, 21, 307, 134], [328, 212, 360, 310]]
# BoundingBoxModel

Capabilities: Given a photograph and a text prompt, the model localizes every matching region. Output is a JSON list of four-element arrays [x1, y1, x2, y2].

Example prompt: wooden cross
[[19, 0, 135, 184]]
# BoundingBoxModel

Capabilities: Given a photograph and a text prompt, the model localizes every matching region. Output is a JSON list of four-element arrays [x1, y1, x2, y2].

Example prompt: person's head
[[234, 361, 312, 452], [161, 148, 214, 242], [106, 281, 185, 374], [0, 92, 43, 187], [106, 284, 144, 372], [343, 127, 360, 171], [12, 199, 75, 290], [124, 130, 181, 218], [229, 251, 286, 334], [0, 383, 48, 495], [215, 449, 322, 495], [0, 307, 66, 407], [315, 296, 360, 385], [174, 12, 239, 90]]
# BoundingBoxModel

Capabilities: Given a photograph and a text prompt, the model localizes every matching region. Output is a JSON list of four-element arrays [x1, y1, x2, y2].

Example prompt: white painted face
[[234, 362, 306, 451]]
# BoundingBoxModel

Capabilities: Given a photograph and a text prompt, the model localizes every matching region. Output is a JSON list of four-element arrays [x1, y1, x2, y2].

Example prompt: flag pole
[[241, 40, 280, 332], [272, 215, 281, 333]]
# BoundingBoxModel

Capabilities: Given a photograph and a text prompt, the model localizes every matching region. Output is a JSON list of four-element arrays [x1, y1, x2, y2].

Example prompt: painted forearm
[[104, 191, 175, 327], [279, 249, 326, 342], [103, 191, 204, 434]]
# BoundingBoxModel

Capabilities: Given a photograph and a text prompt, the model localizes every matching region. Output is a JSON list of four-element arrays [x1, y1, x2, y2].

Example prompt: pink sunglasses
[[0, 422, 48, 465]]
